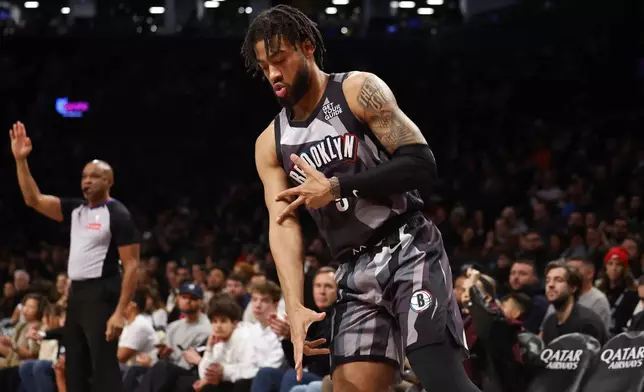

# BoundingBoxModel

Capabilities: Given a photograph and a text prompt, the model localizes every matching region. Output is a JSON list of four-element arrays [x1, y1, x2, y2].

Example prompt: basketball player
[[9, 121, 140, 392], [245, 6, 479, 392]]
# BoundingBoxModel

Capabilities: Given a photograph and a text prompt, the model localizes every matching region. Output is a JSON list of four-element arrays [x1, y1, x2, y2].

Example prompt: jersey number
[[335, 198, 349, 212]]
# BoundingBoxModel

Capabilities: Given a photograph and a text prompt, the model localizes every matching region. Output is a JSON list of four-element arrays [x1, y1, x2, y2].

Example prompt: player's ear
[[301, 39, 315, 58]]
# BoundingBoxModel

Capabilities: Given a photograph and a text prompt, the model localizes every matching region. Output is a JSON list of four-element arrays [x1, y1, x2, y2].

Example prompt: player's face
[[81, 162, 111, 200], [255, 36, 313, 107]]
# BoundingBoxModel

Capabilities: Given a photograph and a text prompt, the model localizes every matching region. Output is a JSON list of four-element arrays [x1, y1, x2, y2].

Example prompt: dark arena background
[[1, 0, 644, 391]]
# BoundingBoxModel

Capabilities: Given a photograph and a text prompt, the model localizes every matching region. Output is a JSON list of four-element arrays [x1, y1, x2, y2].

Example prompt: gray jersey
[[61, 198, 139, 281], [274, 73, 424, 260]]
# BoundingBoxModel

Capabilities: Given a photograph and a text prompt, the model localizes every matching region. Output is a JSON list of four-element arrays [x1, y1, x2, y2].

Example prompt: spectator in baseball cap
[[596, 247, 639, 334], [180, 282, 204, 300]]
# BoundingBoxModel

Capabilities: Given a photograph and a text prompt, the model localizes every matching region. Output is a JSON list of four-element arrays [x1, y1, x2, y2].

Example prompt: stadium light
[[325, 7, 337, 14], [24, 1, 38, 8], [204, 1, 219, 8], [332, 0, 349, 5], [390, 1, 399, 8], [245, 6, 252, 14], [417, 7, 434, 14], [61, 6, 70, 14], [398, 1, 415, 8], [427, 0, 443, 4], [149, 6, 165, 14]]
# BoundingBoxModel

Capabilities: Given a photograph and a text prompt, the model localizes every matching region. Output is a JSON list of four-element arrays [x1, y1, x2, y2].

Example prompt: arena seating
[[518, 332, 546, 368], [527, 333, 601, 392], [582, 331, 644, 392]]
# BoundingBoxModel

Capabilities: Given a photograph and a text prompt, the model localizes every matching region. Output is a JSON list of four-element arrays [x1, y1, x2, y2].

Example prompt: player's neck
[[290, 70, 328, 121]]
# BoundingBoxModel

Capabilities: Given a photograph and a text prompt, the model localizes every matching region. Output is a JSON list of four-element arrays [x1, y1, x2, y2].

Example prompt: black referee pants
[[65, 275, 123, 392]]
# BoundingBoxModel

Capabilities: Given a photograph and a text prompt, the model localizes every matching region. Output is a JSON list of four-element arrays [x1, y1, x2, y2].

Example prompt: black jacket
[[281, 309, 331, 377]]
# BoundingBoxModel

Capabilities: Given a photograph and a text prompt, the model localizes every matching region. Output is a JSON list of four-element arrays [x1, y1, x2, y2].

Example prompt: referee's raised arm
[[10, 121, 64, 222], [10, 120, 141, 392]]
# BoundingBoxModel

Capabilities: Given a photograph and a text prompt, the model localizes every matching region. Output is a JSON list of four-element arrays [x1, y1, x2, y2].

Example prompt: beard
[[551, 291, 572, 310], [275, 61, 311, 108]]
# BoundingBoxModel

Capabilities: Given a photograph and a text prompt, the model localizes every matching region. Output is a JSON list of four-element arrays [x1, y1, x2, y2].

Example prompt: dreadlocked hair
[[241, 5, 326, 77]]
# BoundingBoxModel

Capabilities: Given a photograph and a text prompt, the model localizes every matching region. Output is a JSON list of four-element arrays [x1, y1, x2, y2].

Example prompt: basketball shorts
[[330, 213, 468, 372]]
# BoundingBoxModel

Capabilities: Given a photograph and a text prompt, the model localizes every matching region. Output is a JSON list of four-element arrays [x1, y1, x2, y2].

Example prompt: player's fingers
[[296, 361, 303, 381], [275, 187, 300, 202], [9, 129, 14, 140], [304, 347, 330, 356], [276, 196, 304, 223], [306, 338, 327, 348], [293, 336, 304, 381], [289, 154, 315, 175], [312, 311, 326, 322]]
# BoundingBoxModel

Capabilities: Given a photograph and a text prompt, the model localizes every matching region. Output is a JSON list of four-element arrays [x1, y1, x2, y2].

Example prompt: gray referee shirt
[[61, 198, 139, 281]]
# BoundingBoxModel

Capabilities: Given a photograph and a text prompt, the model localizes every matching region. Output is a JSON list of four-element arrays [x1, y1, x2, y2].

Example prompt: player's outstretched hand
[[9, 121, 33, 160], [275, 154, 336, 222], [288, 304, 327, 381]]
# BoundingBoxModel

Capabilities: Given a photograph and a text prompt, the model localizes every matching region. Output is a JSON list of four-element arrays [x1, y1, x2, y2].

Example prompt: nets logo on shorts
[[410, 289, 436, 314]]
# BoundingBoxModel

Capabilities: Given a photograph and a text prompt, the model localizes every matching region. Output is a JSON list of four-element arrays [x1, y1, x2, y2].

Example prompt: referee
[[10, 121, 140, 392]]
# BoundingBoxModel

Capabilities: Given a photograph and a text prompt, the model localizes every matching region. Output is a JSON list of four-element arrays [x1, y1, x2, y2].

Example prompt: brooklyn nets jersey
[[274, 72, 424, 260]]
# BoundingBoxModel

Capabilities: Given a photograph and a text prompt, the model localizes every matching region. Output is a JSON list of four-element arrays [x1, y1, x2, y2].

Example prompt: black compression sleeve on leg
[[407, 336, 481, 392]]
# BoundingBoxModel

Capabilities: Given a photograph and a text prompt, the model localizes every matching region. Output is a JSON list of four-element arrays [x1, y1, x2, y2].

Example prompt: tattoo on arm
[[357, 76, 425, 153], [329, 177, 341, 199]]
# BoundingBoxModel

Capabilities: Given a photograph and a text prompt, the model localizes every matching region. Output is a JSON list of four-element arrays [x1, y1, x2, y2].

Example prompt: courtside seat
[[582, 331, 644, 392], [527, 333, 601, 392], [518, 332, 546, 368]]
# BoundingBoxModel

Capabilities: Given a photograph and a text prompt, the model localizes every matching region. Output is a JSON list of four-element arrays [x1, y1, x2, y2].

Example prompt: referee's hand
[[105, 312, 126, 341]]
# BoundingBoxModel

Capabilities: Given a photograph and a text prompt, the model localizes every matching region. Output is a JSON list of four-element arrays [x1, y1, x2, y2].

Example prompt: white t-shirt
[[198, 323, 257, 382], [247, 321, 285, 369], [141, 309, 168, 330], [118, 314, 158, 365]]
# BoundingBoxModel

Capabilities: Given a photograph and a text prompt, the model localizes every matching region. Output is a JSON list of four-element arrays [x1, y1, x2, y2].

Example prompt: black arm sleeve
[[108, 202, 140, 246], [338, 144, 437, 199], [60, 198, 85, 222]]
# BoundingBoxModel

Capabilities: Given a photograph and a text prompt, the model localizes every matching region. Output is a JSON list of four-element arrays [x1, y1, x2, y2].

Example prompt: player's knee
[[332, 362, 395, 392]]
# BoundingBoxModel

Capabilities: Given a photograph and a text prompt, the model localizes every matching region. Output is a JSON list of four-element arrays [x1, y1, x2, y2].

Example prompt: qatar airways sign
[[55, 98, 89, 118]]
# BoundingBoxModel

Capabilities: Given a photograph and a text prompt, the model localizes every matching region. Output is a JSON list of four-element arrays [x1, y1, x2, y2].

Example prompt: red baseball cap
[[604, 247, 629, 266]]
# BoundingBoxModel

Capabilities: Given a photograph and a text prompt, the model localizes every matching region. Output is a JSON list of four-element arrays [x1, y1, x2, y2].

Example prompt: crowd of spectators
[[0, 2, 643, 391]]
